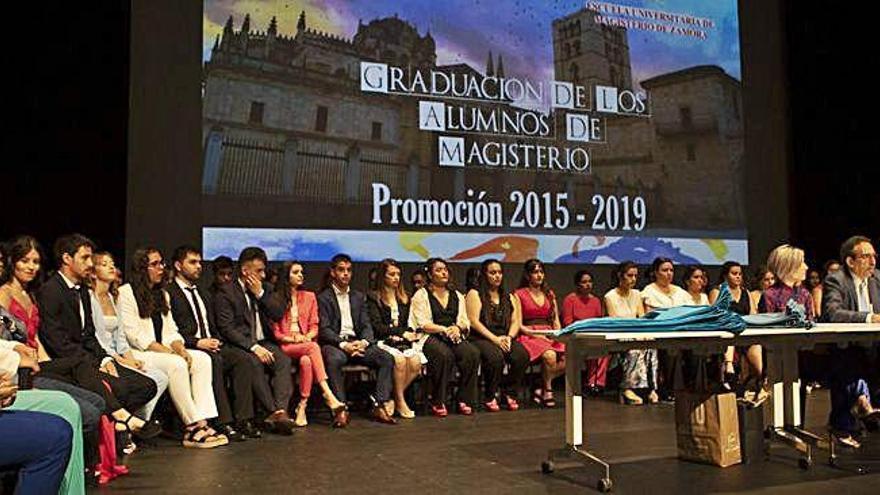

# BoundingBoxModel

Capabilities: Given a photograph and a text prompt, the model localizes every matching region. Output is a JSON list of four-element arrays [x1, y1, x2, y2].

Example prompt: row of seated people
[[0, 233, 586, 492], [1, 233, 879, 493]]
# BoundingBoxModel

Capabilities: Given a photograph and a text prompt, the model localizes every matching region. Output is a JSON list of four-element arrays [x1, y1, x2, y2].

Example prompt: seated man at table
[[821, 235, 880, 447]]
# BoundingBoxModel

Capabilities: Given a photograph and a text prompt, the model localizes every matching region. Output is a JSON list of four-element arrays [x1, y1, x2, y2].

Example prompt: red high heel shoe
[[111, 465, 130, 476], [458, 402, 474, 415], [431, 403, 448, 418], [484, 398, 500, 412]]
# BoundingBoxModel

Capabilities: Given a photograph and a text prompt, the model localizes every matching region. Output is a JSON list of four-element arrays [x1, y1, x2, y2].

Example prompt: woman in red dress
[[561, 269, 607, 395], [514, 259, 563, 407]]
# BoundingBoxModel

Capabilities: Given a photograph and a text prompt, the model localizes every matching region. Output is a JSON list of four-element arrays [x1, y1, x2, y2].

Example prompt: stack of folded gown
[[557, 284, 812, 337]]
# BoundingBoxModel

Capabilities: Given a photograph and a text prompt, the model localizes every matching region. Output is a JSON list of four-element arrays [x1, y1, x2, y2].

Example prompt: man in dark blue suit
[[317, 254, 396, 425]]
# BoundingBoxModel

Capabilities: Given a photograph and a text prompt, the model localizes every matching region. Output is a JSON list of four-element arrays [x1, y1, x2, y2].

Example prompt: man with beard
[[167, 246, 260, 441]]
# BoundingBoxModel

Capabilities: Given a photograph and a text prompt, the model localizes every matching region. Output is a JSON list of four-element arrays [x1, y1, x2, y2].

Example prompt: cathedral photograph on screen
[[199, 0, 748, 267], [3, 0, 880, 493]]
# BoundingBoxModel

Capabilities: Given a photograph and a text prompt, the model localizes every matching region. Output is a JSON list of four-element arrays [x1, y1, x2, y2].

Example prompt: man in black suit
[[318, 254, 396, 425], [213, 247, 295, 434], [821, 235, 880, 443], [36, 234, 158, 420], [168, 245, 260, 441]]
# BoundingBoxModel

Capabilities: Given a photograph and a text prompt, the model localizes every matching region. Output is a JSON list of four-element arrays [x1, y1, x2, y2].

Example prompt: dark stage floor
[[95, 390, 880, 494]]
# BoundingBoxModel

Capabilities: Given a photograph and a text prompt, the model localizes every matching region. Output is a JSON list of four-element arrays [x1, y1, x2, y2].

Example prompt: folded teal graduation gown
[[556, 284, 812, 337], [742, 298, 813, 329]]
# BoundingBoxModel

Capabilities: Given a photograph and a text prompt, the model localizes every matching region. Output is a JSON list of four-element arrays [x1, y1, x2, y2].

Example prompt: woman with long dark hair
[[748, 266, 775, 313], [89, 251, 168, 423], [709, 261, 759, 390], [804, 267, 824, 318], [514, 259, 563, 408], [680, 266, 709, 306], [1, 236, 158, 488], [465, 259, 528, 411], [118, 247, 226, 449], [561, 269, 607, 395], [271, 260, 346, 427], [367, 258, 424, 419], [409, 258, 480, 417], [2, 238, 160, 429], [604, 261, 652, 405], [1, 236, 86, 493]]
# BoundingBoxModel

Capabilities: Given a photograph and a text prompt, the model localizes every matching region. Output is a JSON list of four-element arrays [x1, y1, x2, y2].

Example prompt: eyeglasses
[[854, 253, 877, 261], [148, 260, 166, 268]]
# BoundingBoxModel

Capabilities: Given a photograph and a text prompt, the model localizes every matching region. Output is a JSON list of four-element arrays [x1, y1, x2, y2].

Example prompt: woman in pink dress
[[270, 261, 346, 427], [514, 259, 563, 407]]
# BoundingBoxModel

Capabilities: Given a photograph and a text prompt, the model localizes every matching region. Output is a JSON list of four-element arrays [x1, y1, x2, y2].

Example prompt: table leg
[[544, 346, 614, 492], [565, 347, 584, 447], [764, 344, 814, 468]]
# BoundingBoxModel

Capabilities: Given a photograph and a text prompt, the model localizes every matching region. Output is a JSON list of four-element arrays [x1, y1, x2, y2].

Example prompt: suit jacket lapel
[[56, 273, 81, 331], [236, 283, 255, 328], [197, 286, 216, 333], [333, 293, 342, 332], [350, 292, 361, 332], [843, 274, 859, 308], [174, 283, 198, 334], [870, 277, 880, 313]]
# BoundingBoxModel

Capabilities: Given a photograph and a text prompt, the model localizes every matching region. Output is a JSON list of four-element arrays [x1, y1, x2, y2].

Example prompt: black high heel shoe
[[116, 414, 162, 440]]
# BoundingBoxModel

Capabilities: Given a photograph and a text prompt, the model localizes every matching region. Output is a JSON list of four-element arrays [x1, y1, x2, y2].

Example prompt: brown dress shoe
[[332, 407, 350, 428], [264, 410, 295, 435], [371, 406, 398, 425]]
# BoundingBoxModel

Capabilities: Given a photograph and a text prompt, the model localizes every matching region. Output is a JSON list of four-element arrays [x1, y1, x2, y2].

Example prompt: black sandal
[[182, 425, 227, 449], [116, 414, 161, 440]]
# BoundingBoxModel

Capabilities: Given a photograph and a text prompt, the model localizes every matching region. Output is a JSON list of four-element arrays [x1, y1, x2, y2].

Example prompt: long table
[[539, 323, 880, 492]]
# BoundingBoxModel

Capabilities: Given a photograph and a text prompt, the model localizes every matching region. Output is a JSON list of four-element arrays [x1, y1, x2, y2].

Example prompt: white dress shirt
[[333, 284, 356, 345], [852, 274, 874, 323], [408, 287, 470, 331]]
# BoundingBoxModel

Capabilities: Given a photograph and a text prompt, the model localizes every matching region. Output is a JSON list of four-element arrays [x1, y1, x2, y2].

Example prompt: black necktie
[[186, 287, 207, 339], [70, 285, 84, 330], [247, 291, 262, 335]]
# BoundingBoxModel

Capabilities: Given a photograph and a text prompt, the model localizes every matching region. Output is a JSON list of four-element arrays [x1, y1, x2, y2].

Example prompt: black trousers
[[40, 356, 156, 413], [246, 341, 293, 414], [422, 336, 480, 407], [472, 338, 529, 401], [206, 345, 255, 424], [322, 344, 394, 404]]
